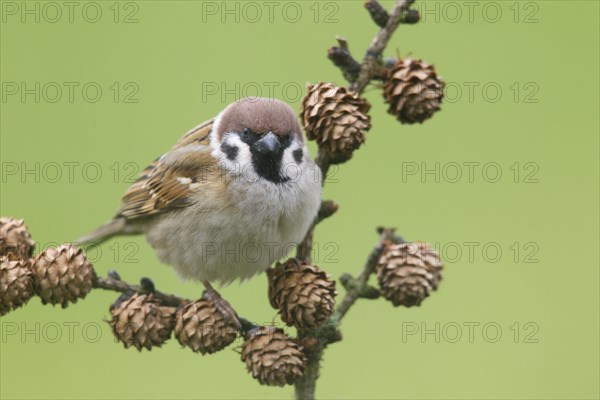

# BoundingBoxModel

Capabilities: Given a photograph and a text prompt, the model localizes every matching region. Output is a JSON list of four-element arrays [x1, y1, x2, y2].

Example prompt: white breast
[[145, 156, 322, 284]]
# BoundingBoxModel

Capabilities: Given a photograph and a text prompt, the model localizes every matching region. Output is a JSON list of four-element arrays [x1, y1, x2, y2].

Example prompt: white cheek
[[280, 141, 306, 182], [211, 132, 260, 182], [226, 134, 253, 166]]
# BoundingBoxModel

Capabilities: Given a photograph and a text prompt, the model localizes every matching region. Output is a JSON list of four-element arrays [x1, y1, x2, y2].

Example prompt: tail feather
[[76, 218, 126, 246]]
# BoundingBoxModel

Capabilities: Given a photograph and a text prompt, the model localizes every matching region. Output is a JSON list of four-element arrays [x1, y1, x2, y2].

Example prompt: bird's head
[[212, 97, 307, 184]]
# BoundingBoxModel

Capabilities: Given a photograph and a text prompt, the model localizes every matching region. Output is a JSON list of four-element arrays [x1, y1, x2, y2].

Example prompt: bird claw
[[202, 284, 242, 331]]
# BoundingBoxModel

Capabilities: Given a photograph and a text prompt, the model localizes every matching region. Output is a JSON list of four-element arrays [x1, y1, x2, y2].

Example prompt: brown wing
[[116, 119, 215, 220]]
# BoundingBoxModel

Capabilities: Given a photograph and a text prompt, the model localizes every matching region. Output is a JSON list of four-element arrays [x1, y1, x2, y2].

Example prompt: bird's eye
[[281, 134, 291, 145], [241, 128, 252, 141]]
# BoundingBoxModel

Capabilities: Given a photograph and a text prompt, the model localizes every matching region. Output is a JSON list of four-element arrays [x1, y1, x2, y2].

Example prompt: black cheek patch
[[292, 148, 303, 164], [220, 142, 239, 161]]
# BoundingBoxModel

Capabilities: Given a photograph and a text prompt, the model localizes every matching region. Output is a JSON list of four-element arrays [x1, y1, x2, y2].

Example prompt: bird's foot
[[202, 281, 242, 331]]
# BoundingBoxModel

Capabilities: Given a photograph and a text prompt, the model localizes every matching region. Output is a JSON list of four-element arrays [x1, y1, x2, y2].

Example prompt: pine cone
[[0, 256, 34, 316], [241, 326, 305, 386], [175, 296, 240, 354], [32, 244, 95, 308], [383, 58, 444, 124], [110, 293, 176, 351], [300, 82, 371, 163], [377, 242, 443, 307], [267, 259, 336, 329], [0, 217, 35, 261]]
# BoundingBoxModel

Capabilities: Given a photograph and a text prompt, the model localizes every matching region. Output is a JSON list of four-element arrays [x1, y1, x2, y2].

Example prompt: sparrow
[[78, 97, 322, 286]]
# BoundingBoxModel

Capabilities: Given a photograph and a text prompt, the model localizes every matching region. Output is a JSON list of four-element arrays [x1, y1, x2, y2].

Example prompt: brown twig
[[365, 0, 390, 27], [350, 0, 415, 93], [403, 8, 421, 24], [294, 228, 396, 400], [339, 273, 380, 300], [327, 37, 361, 83], [93, 273, 258, 334], [293, 1, 416, 398], [296, 226, 315, 264], [316, 200, 339, 224], [366, 0, 420, 28], [93, 274, 187, 308], [296, 200, 338, 263], [333, 228, 395, 320]]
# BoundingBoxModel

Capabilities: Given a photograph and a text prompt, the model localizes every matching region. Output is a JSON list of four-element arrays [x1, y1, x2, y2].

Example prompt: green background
[[1, 0, 598, 399]]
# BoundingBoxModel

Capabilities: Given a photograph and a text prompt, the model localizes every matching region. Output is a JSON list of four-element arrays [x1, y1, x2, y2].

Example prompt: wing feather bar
[[116, 120, 215, 220]]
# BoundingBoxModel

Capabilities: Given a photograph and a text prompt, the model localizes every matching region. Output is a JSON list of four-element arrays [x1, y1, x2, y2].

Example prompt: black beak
[[253, 132, 281, 156]]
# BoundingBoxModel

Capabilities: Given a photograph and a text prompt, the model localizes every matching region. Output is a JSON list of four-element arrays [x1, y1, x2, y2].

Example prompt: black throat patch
[[250, 151, 290, 184], [237, 129, 294, 184]]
